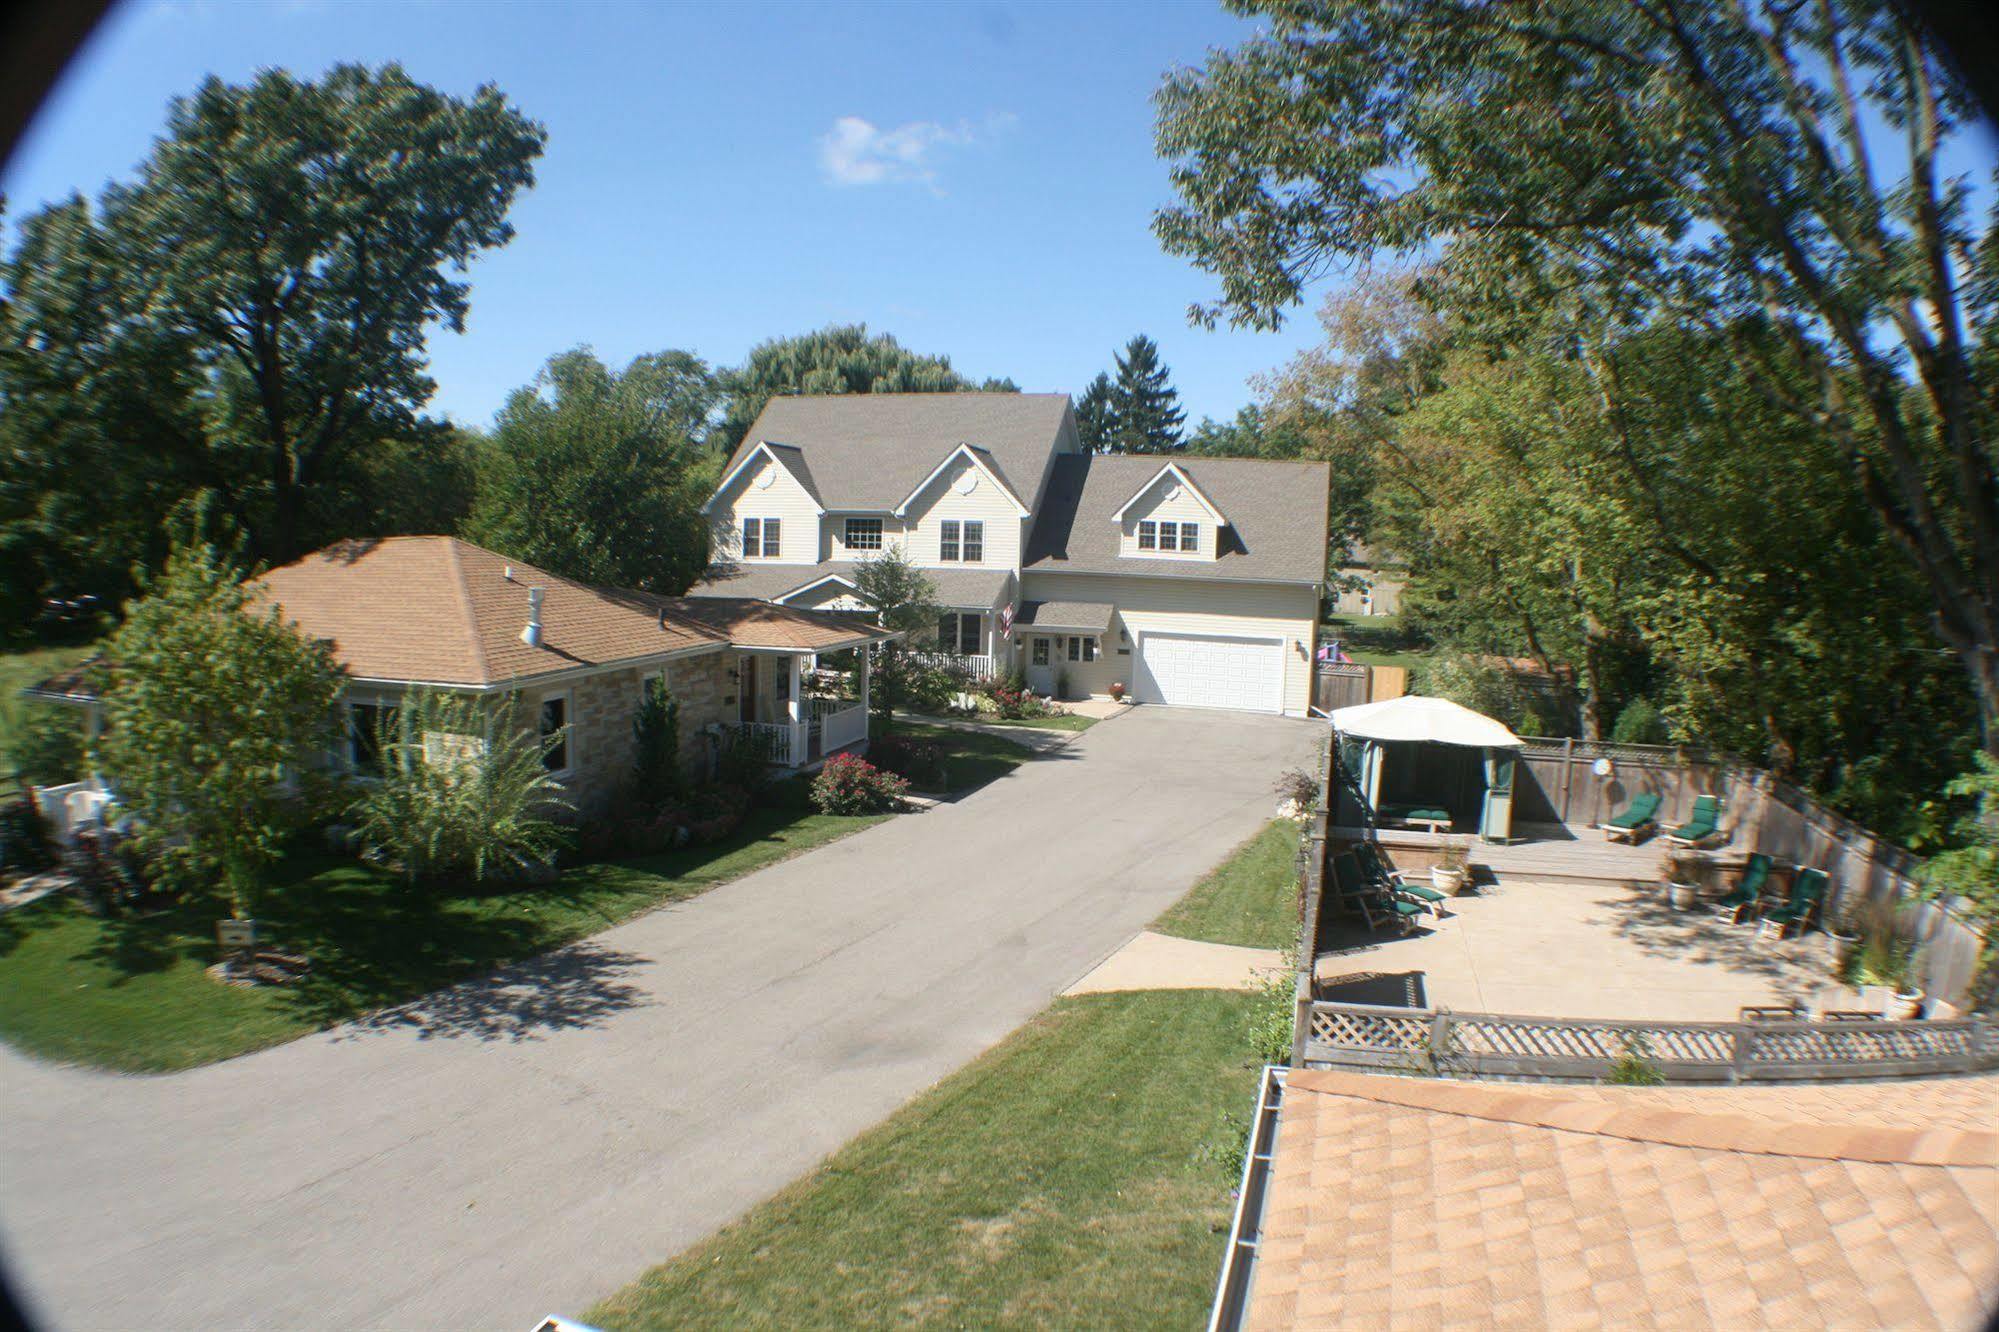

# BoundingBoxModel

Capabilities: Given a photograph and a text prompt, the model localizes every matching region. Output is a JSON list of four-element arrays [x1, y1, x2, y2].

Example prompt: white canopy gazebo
[[1330, 695, 1524, 841]]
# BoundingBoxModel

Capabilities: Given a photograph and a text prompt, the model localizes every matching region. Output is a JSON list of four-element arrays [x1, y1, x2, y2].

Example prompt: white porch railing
[[725, 701, 869, 768], [727, 721, 799, 768], [909, 651, 996, 680]]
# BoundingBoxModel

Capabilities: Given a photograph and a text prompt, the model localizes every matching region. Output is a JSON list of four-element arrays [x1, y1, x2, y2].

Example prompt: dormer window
[[1180, 523, 1199, 552], [1138, 521, 1157, 551], [1158, 523, 1179, 552]]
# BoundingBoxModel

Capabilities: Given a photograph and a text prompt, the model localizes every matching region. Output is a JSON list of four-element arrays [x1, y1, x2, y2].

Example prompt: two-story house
[[691, 393, 1330, 716]]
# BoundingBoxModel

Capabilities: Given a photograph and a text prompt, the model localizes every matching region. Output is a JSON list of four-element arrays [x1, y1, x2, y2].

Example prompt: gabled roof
[[1106, 460, 1230, 526], [701, 440, 825, 514], [891, 443, 1030, 517], [719, 393, 1071, 512], [1024, 455, 1330, 585], [250, 537, 888, 687]]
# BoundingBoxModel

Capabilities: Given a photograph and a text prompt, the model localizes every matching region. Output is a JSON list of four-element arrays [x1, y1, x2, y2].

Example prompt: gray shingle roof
[[1024, 455, 1331, 585], [690, 560, 1012, 610], [1014, 600, 1115, 634], [723, 393, 1071, 512]]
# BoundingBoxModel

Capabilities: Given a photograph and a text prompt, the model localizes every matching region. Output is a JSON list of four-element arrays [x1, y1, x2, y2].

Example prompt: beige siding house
[[694, 394, 1330, 717]]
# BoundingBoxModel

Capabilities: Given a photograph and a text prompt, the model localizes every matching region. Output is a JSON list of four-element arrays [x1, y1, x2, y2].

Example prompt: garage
[[1135, 631, 1284, 713]]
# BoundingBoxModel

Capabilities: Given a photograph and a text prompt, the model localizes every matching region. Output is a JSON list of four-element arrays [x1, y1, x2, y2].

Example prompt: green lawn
[[887, 722, 1039, 794], [0, 805, 885, 1072], [1320, 614, 1430, 670], [0, 642, 94, 779], [972, 711, 1098, 732], [1150, 820, 1303, 949], [588, 989, 1260, 1332]]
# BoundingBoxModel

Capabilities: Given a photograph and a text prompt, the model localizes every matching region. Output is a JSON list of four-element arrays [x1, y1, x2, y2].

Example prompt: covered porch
[[723, 647, 872, 770]]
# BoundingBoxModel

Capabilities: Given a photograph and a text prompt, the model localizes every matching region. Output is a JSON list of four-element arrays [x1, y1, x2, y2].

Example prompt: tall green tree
[[852, 548, 941, 734], [1155, 0, 1999, 752], [718, 324, 1018, 452], [1074, 371, 1117, 453], [465, 347, 719, 594], [0, 64, 543, 626], [1107, 335, 1185, 453], [98, 527, 345, 917]]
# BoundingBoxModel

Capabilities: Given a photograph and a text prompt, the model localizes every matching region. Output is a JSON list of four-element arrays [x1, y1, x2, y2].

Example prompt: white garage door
[[1136, 631, 1284, 713]]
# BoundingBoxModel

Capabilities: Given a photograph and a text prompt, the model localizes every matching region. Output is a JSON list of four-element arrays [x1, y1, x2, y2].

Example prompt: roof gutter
[[1208, 1063, 1287, 1332]]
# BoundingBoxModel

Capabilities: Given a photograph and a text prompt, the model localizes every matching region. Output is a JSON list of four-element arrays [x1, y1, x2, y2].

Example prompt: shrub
[[0, 795, 57, 873], [869, 733, 948, 790], [714, 727, 775, 797], [902, 662, 957, 715], [1247, 964, 1296, 1064], [986, 681, 1059, 721], [1611, 697, 1670, 745], [631, 677, 682, 799], [8, 708, 85, 786], [349, 690, 573, 887], [809, 754, 909, 815], [1608, 1034, 1667, 1085], [61, 824, 160, 916], [1273, 768, 1319, 810]]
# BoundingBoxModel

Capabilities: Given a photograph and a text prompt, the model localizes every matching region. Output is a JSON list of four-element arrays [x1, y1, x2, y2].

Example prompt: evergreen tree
[[1108, 335, 1185, 453], [1074, 372, 1117, 453]]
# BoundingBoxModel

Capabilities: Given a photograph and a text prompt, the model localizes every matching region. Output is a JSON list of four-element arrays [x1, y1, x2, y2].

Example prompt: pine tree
[[1109, 335, 1185, 453], [1074, 372, 1117, 453]]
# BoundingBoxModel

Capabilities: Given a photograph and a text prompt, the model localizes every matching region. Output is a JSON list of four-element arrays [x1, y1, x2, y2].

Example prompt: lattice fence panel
[[1449, 1018, 1734, 1065], [1308, 1007, 1430, 1052], [1747, 1022, 1984, 1065]]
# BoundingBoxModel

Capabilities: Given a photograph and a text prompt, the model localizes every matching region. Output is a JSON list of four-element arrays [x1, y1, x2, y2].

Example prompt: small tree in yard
[[631, 676, 682, 798], [99, 533, 344, 918], [349, 689, 571, 888], [852, 548, 940, 735]]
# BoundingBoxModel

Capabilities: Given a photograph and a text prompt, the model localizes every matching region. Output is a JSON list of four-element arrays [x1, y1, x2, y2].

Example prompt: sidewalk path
[[1064, 930, 1287, 995]]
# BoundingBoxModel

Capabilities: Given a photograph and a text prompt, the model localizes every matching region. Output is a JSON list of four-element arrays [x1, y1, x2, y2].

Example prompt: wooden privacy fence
[[1312, 663, 1407, 714], [1299, 1001, 1999, 1084]]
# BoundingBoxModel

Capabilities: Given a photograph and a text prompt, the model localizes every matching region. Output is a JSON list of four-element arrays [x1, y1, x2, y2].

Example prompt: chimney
[[521, 586, 544, 648]]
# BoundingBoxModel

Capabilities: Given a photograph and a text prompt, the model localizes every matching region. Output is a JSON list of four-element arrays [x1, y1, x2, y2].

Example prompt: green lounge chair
[[1356, 841, 1447, 918], [1381, 803, 1452, 831], [1332, 852, 1424, 934], [1711, 853, 1772, 923], [1603, 791, 1662, 844], [1663, 795, 1723, 848], [1760, 867, 1827, 939]]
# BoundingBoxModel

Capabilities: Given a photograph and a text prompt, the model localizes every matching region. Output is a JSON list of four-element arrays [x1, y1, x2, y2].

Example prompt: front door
[[1026, 636, 1055, 695], [738, 655, 758, 723]]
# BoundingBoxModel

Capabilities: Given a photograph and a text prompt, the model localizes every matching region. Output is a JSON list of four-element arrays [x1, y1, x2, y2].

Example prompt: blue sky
[[2, 0, 1324, 431]]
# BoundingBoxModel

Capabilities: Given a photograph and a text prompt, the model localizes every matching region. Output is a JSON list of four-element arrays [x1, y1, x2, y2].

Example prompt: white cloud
[[817, 113, 1015, 191]]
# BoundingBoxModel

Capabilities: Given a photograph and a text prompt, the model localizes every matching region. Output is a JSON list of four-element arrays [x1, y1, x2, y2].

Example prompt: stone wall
[[530, 649, 739, 817], [668, 649, 735, 779]]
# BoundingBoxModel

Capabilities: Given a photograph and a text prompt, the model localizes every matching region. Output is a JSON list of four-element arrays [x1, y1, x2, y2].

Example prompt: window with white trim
[[1179, 522, 1200, 552], [935, 612, 982, 655], [1032, 637, 1050, 666], [940, 520, 960, 562], [539, 692, 571, 774], [1157, 522, 1179, 552], [961, 520, 983, 562], [844, 517, 882, 551], [1066, 635, 1096, 663], [1138, 520, 1157, 550], [941, 519, 983, 562], [740, 517, 780, 559]]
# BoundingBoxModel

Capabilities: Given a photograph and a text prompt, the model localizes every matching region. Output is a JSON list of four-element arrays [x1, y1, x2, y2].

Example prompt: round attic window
[[1165, 482, 1183, 501], [753, 466, 775, 489], [955, 469, 979, 495]]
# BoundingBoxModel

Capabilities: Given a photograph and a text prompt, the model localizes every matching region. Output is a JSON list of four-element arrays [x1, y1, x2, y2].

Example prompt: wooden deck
[[1336, 822, 1714, 886]]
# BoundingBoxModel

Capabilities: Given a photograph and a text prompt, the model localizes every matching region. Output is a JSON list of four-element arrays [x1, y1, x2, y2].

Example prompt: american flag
[[999, 602, 1016, 634]]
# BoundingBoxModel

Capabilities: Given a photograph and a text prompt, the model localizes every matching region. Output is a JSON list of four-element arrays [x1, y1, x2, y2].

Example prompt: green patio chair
[[1663, 795, 1723, 848], [1332, 851, 1424, 934], [1711, 852, 1772, 924], [1356, 841, 1447, 918], [1760, 867, 1827, 940], [1602, 791, 1662, 844]]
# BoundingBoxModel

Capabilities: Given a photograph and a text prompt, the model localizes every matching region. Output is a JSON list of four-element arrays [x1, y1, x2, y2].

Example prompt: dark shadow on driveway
[[332, 941, 652, 1043]]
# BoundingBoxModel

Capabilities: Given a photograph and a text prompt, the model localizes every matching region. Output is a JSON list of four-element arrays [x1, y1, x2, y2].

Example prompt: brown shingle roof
[[1240, 1069, 1999, 1331], [1024, 454, 1330, 585], [722, 393, 1071, 512], [252, 538, 889, 687]]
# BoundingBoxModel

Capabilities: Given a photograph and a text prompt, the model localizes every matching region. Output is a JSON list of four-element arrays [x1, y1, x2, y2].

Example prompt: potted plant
[[1109, 681, 1127, 703], [1659, 848, 1708, 910], [1431, 836, 1471, 896], [1895, 944, 1928, 1020], [1821, 893, 1861, 969]]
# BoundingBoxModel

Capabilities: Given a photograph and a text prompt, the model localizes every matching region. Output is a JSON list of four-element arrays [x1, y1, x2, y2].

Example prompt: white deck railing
[[726, 701, 870, 768], [728, 721, 798, 768], [819, 701, 868, 753], [909, 651, 995, 680]]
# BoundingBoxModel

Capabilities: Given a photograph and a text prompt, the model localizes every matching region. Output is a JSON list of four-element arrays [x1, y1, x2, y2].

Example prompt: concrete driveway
[[0, 705, 1319, 1330]]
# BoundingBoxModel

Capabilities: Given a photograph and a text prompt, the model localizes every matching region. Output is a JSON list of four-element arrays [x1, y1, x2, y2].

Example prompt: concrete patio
[[1314, 876, 1868, 1022]]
